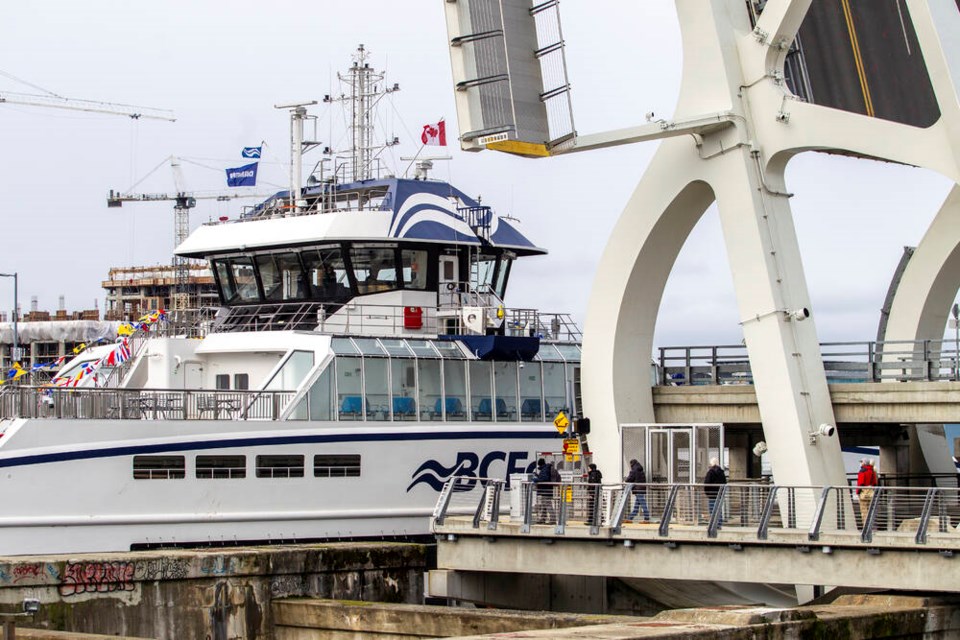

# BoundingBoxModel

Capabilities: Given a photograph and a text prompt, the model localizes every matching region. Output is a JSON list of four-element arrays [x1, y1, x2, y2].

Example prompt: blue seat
[[432, 397, 464, 418], [520, 398, 550, 419], [476, 398, 510, 419], [340, 395, 366, 417], [393, 396, 416, 417]]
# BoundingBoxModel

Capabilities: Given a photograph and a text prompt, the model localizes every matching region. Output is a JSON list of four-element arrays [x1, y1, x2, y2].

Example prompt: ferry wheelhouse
[[0, 48, 582, 555]]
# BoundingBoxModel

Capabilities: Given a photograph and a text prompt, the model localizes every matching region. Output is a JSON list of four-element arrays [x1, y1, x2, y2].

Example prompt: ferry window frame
[[302, 245, 352, 302], [314, 454, 361, 478], [133, 455, 185, 480], [196, 455, 247, 479], [256, 454, 305, 478], [255, 252, 308, 302]]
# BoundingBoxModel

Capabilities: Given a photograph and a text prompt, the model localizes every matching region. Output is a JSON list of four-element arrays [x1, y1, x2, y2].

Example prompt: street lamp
[[0, 272, 18, 368]]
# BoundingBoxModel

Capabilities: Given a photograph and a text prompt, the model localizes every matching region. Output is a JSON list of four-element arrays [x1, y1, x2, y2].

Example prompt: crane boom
[[0, 90, 175, 121]]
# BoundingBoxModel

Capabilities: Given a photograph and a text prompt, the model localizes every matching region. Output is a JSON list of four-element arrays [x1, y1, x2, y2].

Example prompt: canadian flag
[[421, 120, 447, 146]]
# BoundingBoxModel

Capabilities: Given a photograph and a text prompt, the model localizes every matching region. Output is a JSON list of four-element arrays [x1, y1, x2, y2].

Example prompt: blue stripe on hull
[[0, 428, 554, 469]]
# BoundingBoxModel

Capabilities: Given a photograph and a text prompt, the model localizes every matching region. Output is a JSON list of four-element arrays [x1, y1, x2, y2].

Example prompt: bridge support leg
[[582, 0, 846, 490]]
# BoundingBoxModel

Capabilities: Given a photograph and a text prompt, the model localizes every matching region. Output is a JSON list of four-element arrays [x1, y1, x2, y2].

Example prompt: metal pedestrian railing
[[658, 339, 960, 385], [0, 387, 296, 421], [432, 479, 960, 549]]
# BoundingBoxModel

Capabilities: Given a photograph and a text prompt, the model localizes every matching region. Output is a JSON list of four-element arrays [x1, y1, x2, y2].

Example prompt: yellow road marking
[[840, 0, 875, 117]]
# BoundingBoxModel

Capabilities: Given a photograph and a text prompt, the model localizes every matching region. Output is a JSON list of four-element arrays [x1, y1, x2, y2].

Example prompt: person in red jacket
[[856, 459, 878, 527]]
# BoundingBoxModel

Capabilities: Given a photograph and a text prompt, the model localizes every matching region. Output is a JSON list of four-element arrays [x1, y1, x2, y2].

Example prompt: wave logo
[[407, 451, 536, 492]]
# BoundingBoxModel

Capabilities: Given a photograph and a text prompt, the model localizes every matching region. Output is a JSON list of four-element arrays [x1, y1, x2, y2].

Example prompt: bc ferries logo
[[407, 451, 537, 492]]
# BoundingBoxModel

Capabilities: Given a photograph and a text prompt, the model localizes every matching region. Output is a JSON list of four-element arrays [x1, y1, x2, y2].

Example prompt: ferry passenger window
[[302, 247, 349, 301], [196, 455, 246, 479], [494, 361, 518, 421], [256, 455, 305, 478], [133, 455, 185, 480], [470, 361, 493, 421], [256, 253, 306, 302], [234, 374, 249, 390], [351, 247, 398, 295], [336, 357, 364, 420], [519, 363, 544, 422], [418, 359, 442, 421], [314, 454, 361, 478], [442, 361, 467, 422], [364, 358, 389, 421], [391, 359, 417, 420], [542, 363, 566, 422], [215, 375, 230, 390], [306, 365, 334, 420], [213, 260, 236, 304], [401, 249, 428, 290]]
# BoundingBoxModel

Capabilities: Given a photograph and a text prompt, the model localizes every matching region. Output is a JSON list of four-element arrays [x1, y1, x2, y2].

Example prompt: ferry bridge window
[[519, 362, 544, 421], [336, 356, 364, 420], [470, 360, 493, 421], [133, 455, 185, 480], [256, 455, 305, 478], [494, 361, 518, 421], [213, 257, 260, 304], [418, 358, 442, 421], [302, 247, 350, 301], [442, 360, 467, 422], [471, 256, 497, 293], [495, 256, 512, 298], [314, 454, 361, 478], [401, 249, 428, 290], [351, 246, 398, 295], [196, 455, 247, 479], [256, 253, 307, 302]]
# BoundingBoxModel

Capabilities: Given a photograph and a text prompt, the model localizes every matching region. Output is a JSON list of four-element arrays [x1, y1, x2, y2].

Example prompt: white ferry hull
[[0, 418, 558, 555]]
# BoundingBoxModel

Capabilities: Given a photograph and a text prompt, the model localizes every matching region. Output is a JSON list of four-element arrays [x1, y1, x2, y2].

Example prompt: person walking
[[586, 463, 603, 525], [625, 458, 650, 522], [532, 458, 555, 523], [856, 458, 878, 528], [703, 457, 726, 523]]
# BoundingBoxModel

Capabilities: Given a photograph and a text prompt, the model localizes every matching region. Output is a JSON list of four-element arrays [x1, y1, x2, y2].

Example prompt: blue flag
[[241, 146, 262, 159], [226, 162, 258, 187]]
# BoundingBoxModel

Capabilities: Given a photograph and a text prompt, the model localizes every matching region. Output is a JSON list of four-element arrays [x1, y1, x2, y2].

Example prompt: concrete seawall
[[0, 543, 426, 639]]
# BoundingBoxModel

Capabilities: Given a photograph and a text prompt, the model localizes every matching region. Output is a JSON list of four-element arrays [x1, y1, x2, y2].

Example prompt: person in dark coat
[[585, 463, 602, 525], [703, 457, 726, 522], [625, 459, 650, 521], [531, 458, 555, 523]]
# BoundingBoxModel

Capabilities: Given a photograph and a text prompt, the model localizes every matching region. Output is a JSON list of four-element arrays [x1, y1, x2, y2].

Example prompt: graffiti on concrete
[[134, 557, 189, 582], [12, 563, 44, 583], [201, 556, 229, 576], [59, 561, 135, 596], [270, 574, 308, 598]]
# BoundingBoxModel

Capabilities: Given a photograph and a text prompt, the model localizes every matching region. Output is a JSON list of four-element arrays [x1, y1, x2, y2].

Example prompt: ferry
[[0, 47, 580, 555]]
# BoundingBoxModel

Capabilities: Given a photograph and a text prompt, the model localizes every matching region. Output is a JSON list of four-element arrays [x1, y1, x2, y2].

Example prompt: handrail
[[431, 481, 960, 550], [658, 338, 960, 385]]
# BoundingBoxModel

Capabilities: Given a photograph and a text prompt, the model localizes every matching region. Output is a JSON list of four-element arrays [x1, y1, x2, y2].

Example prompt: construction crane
[[107, 157, 270, 310], [0, 90, 175, 121]]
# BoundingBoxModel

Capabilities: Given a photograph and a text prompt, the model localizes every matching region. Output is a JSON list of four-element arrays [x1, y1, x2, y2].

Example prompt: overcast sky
[[0, 1, 952, 349]]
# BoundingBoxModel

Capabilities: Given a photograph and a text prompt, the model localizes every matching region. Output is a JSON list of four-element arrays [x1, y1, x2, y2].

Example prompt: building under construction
[[102, 263, 218, 321]]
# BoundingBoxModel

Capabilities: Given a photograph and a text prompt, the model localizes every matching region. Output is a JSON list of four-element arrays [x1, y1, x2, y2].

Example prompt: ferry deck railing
[[432, 479, 960, 549], [0, 387, 295, 421], [658, 339, 960, 385]]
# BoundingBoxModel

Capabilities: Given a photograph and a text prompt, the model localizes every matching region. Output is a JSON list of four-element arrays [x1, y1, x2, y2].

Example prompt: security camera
[[817, 423, 836, 437], [752, 441, 768, 457], [22, 598, 40, 614], [789, 308, 810, 322]]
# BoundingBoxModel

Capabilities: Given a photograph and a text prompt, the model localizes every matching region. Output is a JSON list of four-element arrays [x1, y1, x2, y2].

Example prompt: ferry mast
[[326, 44, 400, 182]]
